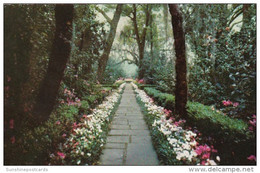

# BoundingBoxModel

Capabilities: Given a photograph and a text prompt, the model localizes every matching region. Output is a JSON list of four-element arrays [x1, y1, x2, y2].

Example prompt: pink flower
[[249, 119, 256, 127], [138, 79, 145, 84], [55, 120, 61, 125], [73, 122, 77, 129], [10, 136, 15, 144], [247, 155, 256, 161], [9, 119, 14, 129], [233, 102, 239, 107], [5, 86, 10, 91], [201, 160, 206, 165], [249, 126, 254, 131], [57, 152, 66, 159], [62, 133, 67, 137], [202, 153, 210, 159], [82, 115, 88, 119], [222, 100, 233, 106], [252, 114, 256, 119], [7, 76, 11, 82], [195, 145, 211, 155]]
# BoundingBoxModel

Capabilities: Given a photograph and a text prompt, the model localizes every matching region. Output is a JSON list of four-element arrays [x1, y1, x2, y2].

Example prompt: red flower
[[57, 152, 66, 159], [247, 155, 256, 161], [9, 119, 14, 129], [10, 136, 15, 144]]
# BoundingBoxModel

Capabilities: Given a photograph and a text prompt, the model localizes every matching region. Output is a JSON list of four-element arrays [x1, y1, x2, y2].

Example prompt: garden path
[[99, 83, 159, 165]]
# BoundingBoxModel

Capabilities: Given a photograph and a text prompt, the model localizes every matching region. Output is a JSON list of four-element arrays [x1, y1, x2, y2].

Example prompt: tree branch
[[95, 6, 112, 24], [228, 7, 243, 26], [230, 20, 243, 31]]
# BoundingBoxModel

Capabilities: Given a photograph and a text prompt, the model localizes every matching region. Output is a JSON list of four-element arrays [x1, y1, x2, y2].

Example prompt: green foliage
[[102, 58, 127, 84], [187, 101, 255, 164], [144, 87, 175, 111], [182, 4, 256, 118], [21, 104, 79, 164]]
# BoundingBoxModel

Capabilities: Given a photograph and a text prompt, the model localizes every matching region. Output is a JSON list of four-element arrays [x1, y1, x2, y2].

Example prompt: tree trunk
[[132, 4, 151, 80], [97, 5, 123, 83], [33, 4, 74, 124], [169, 4, 188, 118]]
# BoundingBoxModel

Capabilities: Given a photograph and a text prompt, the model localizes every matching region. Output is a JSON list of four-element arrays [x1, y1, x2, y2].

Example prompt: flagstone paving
[[99, 83, 159, 166]]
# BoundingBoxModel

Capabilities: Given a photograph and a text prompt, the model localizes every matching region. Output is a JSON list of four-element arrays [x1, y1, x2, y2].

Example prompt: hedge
[[144, 87, 175, 111]]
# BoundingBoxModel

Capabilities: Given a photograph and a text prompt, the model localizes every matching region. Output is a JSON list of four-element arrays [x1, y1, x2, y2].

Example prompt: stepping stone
[[109, 129, 150, 136], [130, 125, 148, 130], [131, 135, 153, 143], [105, 143, 126, 149], [112, 120, 128, 125], [128, 120, 147, 126], [107, 136, 130, 143], [100, 149, 124, 165], [111, 124, 131, 130], [125, 143, 159, 165]]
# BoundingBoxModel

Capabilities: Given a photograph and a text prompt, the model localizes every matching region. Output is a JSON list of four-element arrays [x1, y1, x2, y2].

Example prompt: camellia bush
[[132, 82, 219, 165]]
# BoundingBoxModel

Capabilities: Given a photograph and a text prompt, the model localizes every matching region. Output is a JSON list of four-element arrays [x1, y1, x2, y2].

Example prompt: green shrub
[[22, 104, 79, 164], [187, 102, 255, 164], [79, 100, 90, 115], [144, 87, 175, 111]]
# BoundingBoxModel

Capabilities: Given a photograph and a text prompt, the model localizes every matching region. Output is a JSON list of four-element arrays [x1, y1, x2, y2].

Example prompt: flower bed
[[41, 82, 124, 165], [143, 86, 255, 165], [49, 82, 126, 165], [132, 82, 219, 165]]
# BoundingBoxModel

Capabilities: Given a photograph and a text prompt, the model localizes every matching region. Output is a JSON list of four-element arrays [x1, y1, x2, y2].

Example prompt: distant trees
[[33, 4, 74, 124]]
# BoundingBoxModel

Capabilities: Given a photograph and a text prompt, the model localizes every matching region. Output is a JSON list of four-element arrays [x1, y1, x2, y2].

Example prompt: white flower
[[87, 153, 91, 157], [216, 156, 221, 162], [208, 160, 217, 165], [77, 160, 81, 165]]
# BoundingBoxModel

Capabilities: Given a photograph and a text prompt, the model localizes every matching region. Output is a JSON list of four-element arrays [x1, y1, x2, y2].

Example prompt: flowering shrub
[[132, 82, 218, 165], [137, 79, 145, 84], [49, 83, 126, 165], [248, 114, 256, 132]]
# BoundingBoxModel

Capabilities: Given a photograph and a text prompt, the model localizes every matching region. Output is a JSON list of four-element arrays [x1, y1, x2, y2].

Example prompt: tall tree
[[169, 4, 187, 118], [97, 4, 123, 83], [33, 4, 74, 124], [131, 4, 151, 79]]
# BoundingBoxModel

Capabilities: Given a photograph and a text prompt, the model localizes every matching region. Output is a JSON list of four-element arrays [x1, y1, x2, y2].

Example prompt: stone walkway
[[99, 83, 159, 165]]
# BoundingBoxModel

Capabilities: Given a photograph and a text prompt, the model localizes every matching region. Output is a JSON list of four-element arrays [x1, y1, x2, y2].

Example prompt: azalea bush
[[49, 83, 126, 165], [132, 82, 219, 165]]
